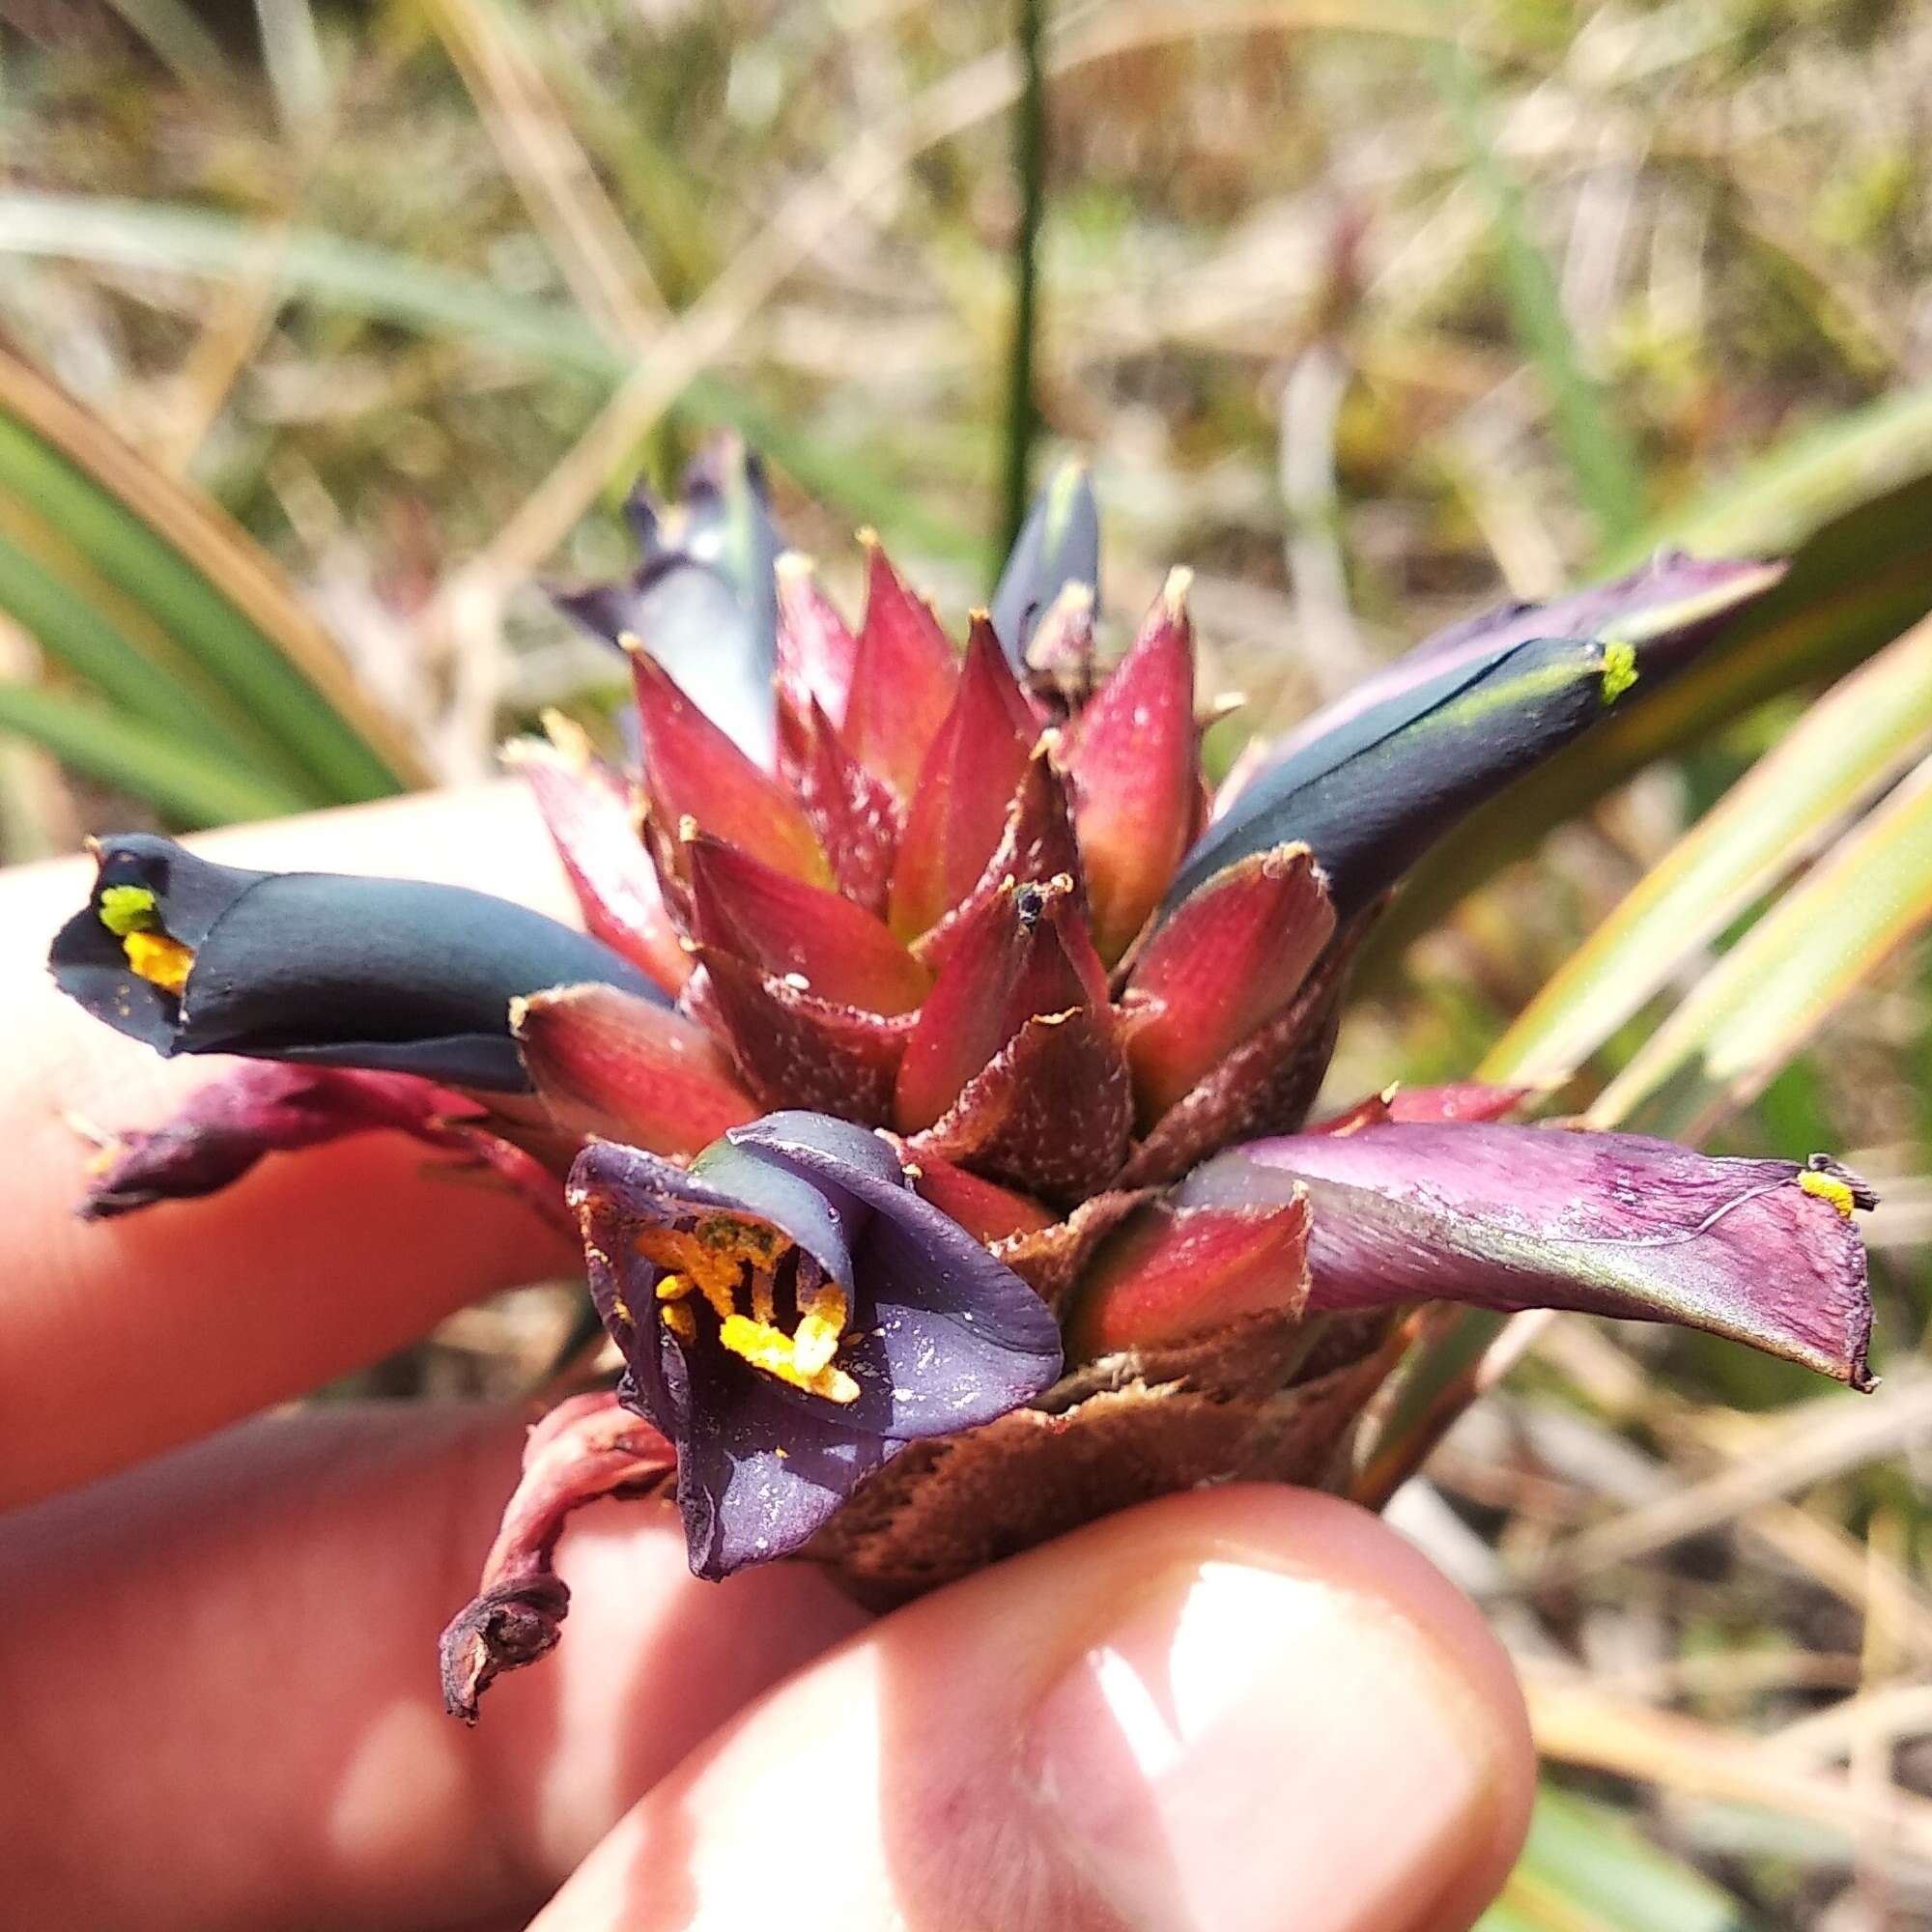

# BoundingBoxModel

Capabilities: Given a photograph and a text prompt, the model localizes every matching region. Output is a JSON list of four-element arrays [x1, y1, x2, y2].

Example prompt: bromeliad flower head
[[43, 457, 1873, 1718]]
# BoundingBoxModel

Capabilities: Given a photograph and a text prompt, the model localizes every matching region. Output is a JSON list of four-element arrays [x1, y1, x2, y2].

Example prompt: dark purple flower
[[1174, 1123, 1876, 1388], [989, 460, 1100, 663], [48, 833, 663, 1092], [571, 1110, 1063, 1577]]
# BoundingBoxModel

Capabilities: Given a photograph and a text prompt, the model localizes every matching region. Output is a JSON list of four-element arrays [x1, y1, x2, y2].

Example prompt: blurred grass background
[[5, 1, 1932, 1923]]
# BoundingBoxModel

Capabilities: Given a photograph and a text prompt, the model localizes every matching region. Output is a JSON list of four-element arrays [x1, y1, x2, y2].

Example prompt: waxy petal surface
[[1264, 552, 1786, 769], [50, 835, 661, 1093], [1182, 1124, 1875, 1386], [1169, 633, 1628, 917], [1123, 844, 1336, 1124], [571, 1123, 1056, 1577], [514, 981, 755, 1155]]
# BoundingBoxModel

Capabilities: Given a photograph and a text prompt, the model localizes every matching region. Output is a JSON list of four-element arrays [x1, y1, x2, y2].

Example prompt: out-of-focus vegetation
[[5, 2, 1932, 1923]]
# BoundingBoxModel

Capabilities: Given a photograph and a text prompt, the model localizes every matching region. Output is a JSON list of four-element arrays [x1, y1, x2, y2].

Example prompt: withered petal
[[440, 1391, 676, 1720], [78, 1062, 480, 1217], [1182, 1123, 1876, 1387]]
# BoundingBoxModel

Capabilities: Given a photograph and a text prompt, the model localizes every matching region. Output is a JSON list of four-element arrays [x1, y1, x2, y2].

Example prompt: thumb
[[531, 1486, 1535, 1932]]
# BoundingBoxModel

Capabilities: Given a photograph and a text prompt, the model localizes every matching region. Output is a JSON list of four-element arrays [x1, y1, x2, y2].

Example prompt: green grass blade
[[0, 685, 306, 826], [1592, 762, 1932, 1140], [1480, 1785, 1747, 1932], [1484, 611, 1932, 1089], [0, 193, 979, 564], [0, 353, 423, 804], [1614, 382, 1932, 566], [1433, 44, 1647, 553], [0, 524, 264, 763]]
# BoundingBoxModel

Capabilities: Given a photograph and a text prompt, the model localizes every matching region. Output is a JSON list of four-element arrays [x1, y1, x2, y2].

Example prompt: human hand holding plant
[[5, 477, 1877, 1929], [0, 786, 1535, 1932]]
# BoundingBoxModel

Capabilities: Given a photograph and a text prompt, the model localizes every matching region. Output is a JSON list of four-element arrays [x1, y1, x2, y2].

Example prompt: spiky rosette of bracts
[[46, 459, 1875, 1721]]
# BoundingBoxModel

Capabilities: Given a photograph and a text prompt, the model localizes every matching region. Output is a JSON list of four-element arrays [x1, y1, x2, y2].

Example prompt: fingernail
[[1027, 1559, 1503, 1932]]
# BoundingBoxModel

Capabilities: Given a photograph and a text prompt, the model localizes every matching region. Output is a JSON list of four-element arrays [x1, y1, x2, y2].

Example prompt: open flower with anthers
[[46, 460, 1874, 1721]]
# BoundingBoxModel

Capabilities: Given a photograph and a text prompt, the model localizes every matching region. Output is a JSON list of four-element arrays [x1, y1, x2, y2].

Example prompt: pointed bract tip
[[1161, 566, 1195, 615], [775, 550, 817, 578]]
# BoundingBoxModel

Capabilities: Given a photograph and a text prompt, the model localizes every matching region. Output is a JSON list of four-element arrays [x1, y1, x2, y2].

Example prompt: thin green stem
[[1001, 0, 1048, 563]]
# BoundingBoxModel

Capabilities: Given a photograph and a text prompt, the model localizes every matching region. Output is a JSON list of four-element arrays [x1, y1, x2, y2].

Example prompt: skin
[[0, 785, 1536, 1931]]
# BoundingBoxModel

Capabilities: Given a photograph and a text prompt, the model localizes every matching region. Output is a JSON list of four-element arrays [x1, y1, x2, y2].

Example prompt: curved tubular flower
[[571, 1112, 1062, 1578], [49, 833, 663, 1091], [1264, 551, 1785, 767], [989, 460, 1100, 663], [1175, 1125, 1876, 1388], [1168, 632, 1636, 917], [548, 437, 781, 764]]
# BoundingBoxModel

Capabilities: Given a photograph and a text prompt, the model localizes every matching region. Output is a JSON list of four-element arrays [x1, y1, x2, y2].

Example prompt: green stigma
[[1600, 640, 1638, 704], [99, 883, 161, 938]]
